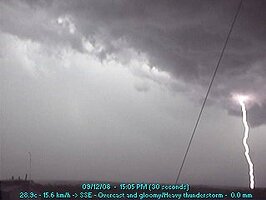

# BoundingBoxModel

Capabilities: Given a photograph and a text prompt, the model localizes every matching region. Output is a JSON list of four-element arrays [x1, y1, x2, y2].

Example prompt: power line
[[175, 0, 243, 184]]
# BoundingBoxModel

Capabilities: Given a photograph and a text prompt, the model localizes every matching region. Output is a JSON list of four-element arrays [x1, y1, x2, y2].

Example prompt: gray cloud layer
[[1, 0, 265, 126], [1, 0, 266, 186]]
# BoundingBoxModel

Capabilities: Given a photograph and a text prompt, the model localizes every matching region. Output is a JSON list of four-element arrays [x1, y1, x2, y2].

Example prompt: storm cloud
[[1, 0, 265, 126], [1, 0, 266, 187]]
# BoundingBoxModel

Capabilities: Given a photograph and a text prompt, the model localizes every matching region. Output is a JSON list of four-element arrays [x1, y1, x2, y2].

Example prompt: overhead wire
[[175, 0, 243, 184]]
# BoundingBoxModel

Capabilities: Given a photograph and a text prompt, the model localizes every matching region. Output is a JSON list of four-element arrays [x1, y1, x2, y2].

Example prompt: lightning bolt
[[239, 99, 255, 189]]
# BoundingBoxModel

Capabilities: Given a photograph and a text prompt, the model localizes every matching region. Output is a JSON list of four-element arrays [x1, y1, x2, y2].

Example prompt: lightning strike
[[237, 95, 255, 189]]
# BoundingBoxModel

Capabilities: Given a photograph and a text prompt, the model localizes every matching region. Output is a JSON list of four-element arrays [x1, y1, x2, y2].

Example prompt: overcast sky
[[0, 0, 266, 188]]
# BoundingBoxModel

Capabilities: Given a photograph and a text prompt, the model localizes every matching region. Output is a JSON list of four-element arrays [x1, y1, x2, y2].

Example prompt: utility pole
[[28, 152, 31, 182]]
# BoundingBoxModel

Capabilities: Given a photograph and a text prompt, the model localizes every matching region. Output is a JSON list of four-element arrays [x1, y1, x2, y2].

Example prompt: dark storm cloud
[[1, 0, 266, 126], [248, 103, 266, 127]]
